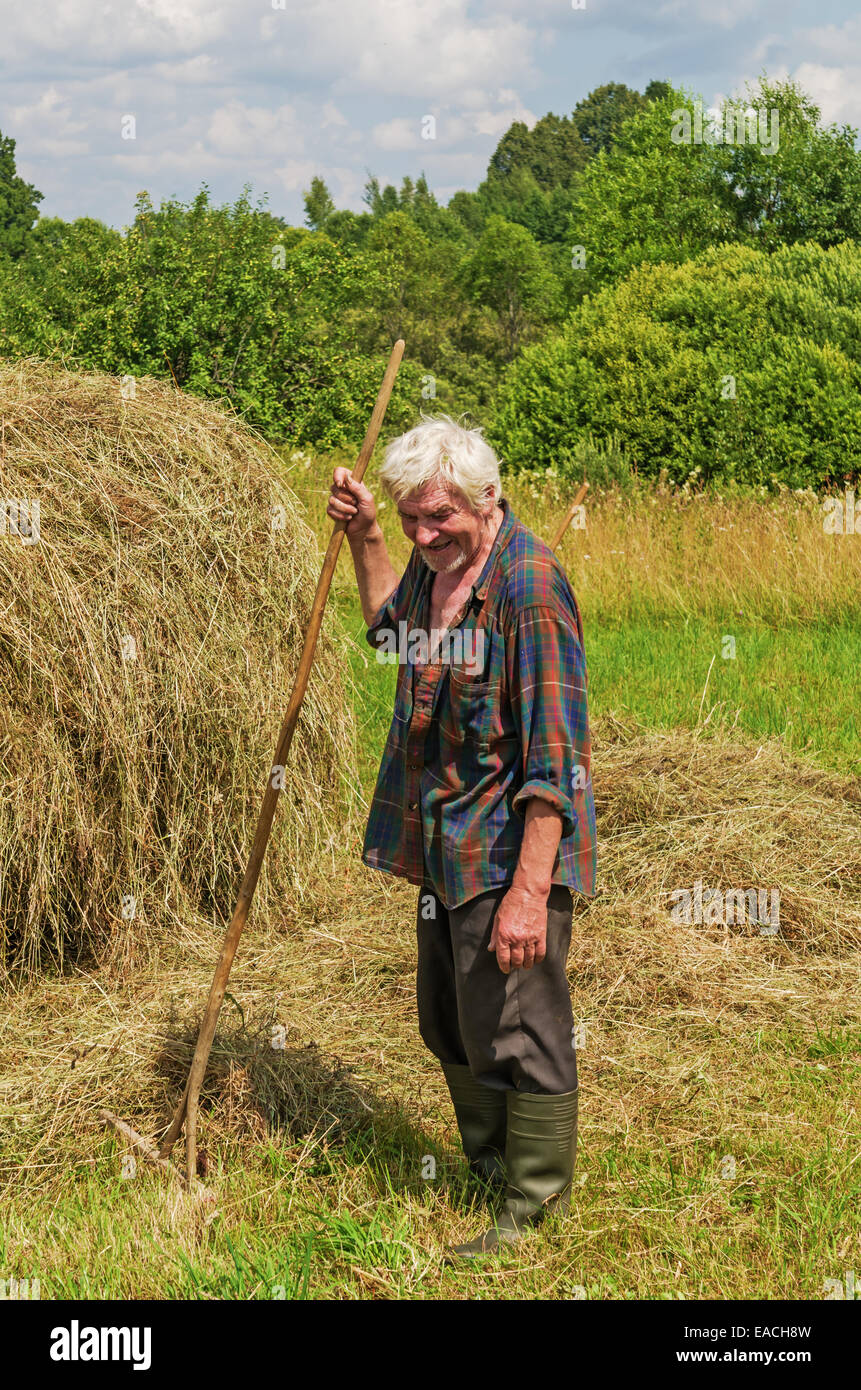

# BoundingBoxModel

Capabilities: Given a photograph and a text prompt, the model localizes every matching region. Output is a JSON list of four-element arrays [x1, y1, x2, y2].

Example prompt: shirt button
[[408, 801, 418, 811]]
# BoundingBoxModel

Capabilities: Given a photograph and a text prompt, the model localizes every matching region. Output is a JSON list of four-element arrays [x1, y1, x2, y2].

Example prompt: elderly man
[[327, 414, 597, 1259]]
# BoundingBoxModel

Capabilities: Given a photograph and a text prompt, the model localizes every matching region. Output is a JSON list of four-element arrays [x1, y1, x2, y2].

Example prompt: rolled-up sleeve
[[508, 604, 590, 840], [365, 548, 419, 653]]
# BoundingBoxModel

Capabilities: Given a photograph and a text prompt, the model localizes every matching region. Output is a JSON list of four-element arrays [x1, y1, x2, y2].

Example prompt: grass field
[[1, 454, 859, 1300]]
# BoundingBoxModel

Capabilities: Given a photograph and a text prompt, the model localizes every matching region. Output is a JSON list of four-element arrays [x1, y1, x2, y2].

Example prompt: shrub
[[490, 241, 861, 488]]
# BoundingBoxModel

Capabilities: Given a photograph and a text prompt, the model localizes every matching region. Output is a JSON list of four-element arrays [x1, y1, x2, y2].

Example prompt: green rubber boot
[[441, 1063, 508, 1184], [448, 1087, 579, 1261]]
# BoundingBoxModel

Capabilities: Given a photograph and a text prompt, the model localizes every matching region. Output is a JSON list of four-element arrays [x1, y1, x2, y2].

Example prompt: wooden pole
[[156, 340, 406, 1182], [549, 480, 589, 551]]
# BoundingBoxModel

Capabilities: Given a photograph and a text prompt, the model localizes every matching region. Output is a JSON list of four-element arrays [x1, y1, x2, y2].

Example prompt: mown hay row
[[588, 714, 861, 956]]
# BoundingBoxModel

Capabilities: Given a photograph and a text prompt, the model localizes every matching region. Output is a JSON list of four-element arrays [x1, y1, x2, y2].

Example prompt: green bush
[[500, 432, 636, 507], [490, 240, 861, 488]]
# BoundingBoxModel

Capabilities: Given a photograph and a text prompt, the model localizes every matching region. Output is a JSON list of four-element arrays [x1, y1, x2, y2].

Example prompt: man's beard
[[420, 540, 465, 573]]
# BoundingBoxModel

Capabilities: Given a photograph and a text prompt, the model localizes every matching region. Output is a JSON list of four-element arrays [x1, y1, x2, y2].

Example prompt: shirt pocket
[[439, 668, 500, 752]]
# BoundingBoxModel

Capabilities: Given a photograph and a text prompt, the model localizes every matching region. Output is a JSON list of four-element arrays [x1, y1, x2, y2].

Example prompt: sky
[[2, 0, 860, 230]]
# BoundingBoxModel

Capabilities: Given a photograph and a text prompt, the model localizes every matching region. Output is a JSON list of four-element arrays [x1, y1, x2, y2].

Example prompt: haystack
[[0, 360, 356, 978]]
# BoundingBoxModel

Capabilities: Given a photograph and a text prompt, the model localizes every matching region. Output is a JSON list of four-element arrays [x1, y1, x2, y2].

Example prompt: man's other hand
[[488, 884, 549, 974]]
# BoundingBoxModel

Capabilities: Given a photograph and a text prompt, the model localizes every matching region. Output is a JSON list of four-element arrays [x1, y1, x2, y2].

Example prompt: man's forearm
[[512, 799, 564, 897], [349, 522, 400, 626]]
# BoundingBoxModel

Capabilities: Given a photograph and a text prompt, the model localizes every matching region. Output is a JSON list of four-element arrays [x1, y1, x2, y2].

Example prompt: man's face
[[397, 481, 493, 575]]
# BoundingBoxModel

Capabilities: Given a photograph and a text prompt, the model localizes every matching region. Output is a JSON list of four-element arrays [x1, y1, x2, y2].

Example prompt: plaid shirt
[[362, 497, 598, 908]]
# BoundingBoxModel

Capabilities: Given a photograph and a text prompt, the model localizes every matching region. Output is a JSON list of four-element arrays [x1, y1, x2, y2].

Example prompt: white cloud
[[783, 63, 860, 126], [728, 17, 861, 129], [9, 88, 90, 157], [654, 0, 758, 29], [325, 166, 366, 208], [3, 0, 229, 62], [1, 0, 858, 230], [321, 102, 348, 128], [152, 55, 221, 84], [473, 100, 536, 137], [108, 141, 216, 176], [373, 117, 422, 151], [373, 93, 535, 150], [272, 158, 319, 194], [207, 101, 303, 158], [789, 19, 861, 126], [266, 0, 536, 100], [796, 17, 861, 62]]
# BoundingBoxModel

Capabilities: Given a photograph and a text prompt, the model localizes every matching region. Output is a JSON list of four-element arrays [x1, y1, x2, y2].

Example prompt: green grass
[[3, 1024, 859, 1300], [339, 592, 398, 795], [587, 619, 861, 775]]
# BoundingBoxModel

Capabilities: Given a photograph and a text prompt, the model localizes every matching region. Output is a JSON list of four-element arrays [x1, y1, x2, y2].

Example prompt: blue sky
[[2, 0, 860, 230]]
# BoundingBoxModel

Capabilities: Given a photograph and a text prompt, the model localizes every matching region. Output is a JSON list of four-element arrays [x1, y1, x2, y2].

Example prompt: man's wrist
[[348, 520, 384, 549], [510, 868, 553, 898], [512, 797, 563, 898]]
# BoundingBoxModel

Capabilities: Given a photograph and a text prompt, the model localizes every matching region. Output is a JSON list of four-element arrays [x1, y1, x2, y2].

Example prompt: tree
[[320, 208, 373, 247], [363, 174, 400, 217], [570, 82, 651, 158], [409, 173, 470, 242], [15, 216, 121, 333], [1, 185, 423, 445], [303, 176, 336, 231], [644, 80, 672, 103], [460, 215, 562, 360], [448, 189, 488, 236], [486, 88, 661, 196], [567, 87, 739, 289], [454, 82, 672, 250], [567, 77, 861, 292], [0, 131, 43, 259], [716, 76, 861, 250]]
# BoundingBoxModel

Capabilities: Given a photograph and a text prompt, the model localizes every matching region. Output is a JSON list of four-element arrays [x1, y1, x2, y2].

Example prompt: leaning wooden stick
[[148, 340, 405, 1183], [100, 1109, 213, 1198], [549, 480, 589, 551]]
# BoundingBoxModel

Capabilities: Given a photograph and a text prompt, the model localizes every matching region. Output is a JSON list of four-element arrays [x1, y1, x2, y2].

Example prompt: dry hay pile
[[558, 715, 861, 1053], [0, 361, 356, 978], [588, 713, 861, 954], [145, 719, 861, 1168]]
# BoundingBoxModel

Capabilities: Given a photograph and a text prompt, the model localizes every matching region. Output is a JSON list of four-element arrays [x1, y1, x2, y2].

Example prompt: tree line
[[1, 76, 859, 486]]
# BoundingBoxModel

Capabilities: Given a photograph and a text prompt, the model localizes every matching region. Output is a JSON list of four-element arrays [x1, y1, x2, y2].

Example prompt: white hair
[[378, 413, 501, 514]]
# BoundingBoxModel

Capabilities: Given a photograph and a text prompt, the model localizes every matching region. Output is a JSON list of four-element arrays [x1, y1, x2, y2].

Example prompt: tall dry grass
[[294, 452, 861, 626], [503, 476, 861, 627]]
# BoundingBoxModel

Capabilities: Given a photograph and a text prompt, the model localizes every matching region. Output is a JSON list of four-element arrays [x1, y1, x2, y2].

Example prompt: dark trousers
[[415, 881, 579, 1095]]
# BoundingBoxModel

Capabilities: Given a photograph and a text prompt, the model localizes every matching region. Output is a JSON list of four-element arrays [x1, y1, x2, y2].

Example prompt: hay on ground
[[585, 713, 861, 956]]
